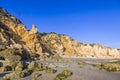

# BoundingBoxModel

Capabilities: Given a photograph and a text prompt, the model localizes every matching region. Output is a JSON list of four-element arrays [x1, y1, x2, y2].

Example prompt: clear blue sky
[[0, 0, 120, 48]]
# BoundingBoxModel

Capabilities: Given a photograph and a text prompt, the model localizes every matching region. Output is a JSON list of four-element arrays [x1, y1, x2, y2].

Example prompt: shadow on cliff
[[0, 21, 25, 45]]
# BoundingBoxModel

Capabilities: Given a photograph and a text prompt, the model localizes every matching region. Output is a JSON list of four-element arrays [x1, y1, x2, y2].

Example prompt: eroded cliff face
[[0, 8, 120, 58], [0, 8, 42, 55], [40, 33, 120, 58]]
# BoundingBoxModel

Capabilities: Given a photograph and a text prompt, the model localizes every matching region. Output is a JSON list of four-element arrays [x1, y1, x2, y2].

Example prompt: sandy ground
[[0, 58, 120, 80]]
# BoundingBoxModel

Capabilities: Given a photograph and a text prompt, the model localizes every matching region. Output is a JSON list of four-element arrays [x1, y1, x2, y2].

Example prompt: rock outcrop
[[0, 8, 120, 58], [0, 8, 42, 55], [29, 24, 38, 34]]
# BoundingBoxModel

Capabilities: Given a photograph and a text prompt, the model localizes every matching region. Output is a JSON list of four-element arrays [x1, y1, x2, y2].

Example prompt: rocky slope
[[0, 8, 120, 58]]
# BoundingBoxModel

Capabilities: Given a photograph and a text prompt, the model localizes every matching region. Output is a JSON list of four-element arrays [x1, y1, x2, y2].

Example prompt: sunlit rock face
[[0, 8, 120, 58], [40, 33, 120, 58], [0, 8, 42, 55]]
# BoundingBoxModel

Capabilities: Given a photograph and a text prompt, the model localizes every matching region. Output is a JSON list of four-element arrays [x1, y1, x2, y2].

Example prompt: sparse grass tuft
[[78, 61, 86, 68]]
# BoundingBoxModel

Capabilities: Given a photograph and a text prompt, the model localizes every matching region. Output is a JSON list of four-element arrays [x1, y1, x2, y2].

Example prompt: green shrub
[[55, 70, 72, 80], [93, 62, 120, 72], [61, 70, 72, 77], [2, 71, 24, 80], [55, 73, 67, 80], [28, 61, 43, 71], [45, 68, 56, 73], [92, 64, 101, 69], [0, 48, 30, 60], [4, 55, 21, 71], [22, 69, 32, 77], [2, 69, 31, 80]]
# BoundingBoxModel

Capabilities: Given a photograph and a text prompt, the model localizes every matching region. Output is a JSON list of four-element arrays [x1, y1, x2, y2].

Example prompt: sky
[[0, 0, 120, 48]]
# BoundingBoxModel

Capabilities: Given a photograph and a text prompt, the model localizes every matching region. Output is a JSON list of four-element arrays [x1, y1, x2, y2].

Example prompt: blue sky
[[0, 0, 120, 48]]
